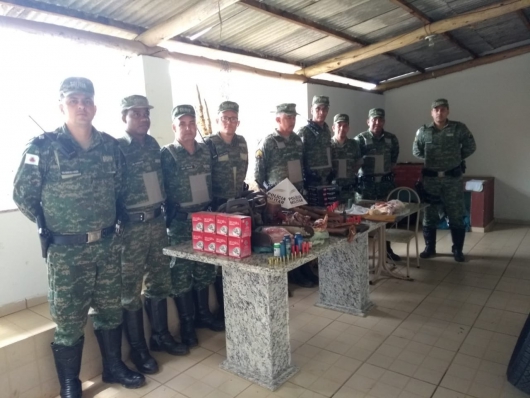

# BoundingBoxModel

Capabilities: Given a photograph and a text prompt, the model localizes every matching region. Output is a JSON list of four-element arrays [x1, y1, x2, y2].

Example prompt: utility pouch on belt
[[36, 207, 50, 258]]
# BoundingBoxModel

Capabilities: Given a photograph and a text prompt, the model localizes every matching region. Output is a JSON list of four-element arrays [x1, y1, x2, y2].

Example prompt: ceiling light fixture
[[425, 34, 436, 47], [188, 26, 213, 41]]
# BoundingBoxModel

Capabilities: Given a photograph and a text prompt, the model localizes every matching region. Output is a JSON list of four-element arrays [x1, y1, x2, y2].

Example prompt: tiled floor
[[33, 224, 530, 397]]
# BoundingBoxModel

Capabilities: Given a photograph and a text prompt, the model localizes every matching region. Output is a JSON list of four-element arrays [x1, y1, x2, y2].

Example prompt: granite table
[[163, 225, 382, 390]]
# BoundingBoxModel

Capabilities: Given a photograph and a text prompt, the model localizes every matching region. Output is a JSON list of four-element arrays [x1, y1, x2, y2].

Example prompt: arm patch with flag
[[25, 153, 39, 166]]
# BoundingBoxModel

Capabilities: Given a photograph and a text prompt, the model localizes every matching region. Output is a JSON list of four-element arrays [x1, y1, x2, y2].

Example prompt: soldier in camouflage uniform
[[254, 103, 314, 287], [355, 108, 401, 261], [13, 77, 144, 397], [161, 105, 224, 348], [118, 95, 188, 375], [331, 114, 362, 203], [413, 99, 476, 262], [297, 96, 334, 187], [205, 101, 248, 323]]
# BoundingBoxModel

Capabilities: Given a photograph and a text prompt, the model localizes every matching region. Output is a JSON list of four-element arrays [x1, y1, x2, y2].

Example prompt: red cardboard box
[[228, 215, 252, 238], [228, 236, 251, 258], [192, 212, 209, 232], [204, 235, 216, 253], [215, 236, 228, 256], [216, 213, 229, 236], [192, 232, 204, 251], [203, 213, 217, 234]]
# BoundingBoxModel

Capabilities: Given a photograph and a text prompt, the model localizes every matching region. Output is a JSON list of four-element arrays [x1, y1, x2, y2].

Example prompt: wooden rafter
[[518, 9, 530, 30], [295, 0, 530, 77], [135, 0, 240, 47], [239, 0, 425, 73], [376, 44, 530, 91], [388, 0, 479, 58]]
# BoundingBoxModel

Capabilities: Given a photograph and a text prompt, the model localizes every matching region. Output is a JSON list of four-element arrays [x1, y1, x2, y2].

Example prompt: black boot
[[288, 268, 314, 288], [386, 241, 402, 262], [300, 261, 319, 285], [145, 298, 189, 356], [174, 292, 199, 347], [94, 326, 145, 389], [214, 273, 225, 321], [194, 287, 225, 332], [123, 309, 158, 374], [451, 228, 466, 262], [51, 336, 84, 398], [420, 227, 437, 259]]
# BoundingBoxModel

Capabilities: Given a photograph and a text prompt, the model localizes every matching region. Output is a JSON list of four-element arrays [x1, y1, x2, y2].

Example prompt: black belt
[[128, 207, 163, 223], [51, 225, 115, 245], [422, 165, 462, 178], [174, 211, 192, 221], [361, 173, 394, 183]]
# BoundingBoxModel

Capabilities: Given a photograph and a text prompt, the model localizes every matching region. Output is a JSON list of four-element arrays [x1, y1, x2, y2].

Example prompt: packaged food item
[[204, 235, 216, 253], [215, 213, 229, 236], [228, 215, 252, 238], [262, 226, 292, 243], [192, 232, 204, 251], [203, 213, 217, 234], [228, 236, 251, 258], [192, 212, 209, 232], [215, 235, 228, 256]]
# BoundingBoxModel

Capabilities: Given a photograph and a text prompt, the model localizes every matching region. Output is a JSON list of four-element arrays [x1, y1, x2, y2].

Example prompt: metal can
[[273, 243, 281, 257], [294, 233, 303, 251], [280, 241, 286, 258], [283, 234, 291, 253]]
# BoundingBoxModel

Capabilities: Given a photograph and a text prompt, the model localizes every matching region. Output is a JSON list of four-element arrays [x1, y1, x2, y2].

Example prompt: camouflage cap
[[333, 114, 349, 124], [368, 108, 385, 118], [218, 101, 239, 114], [121, 95, 154, 112], [275, 103, 299, 115], [312, 95, 330, 106], [59, 77, 94, 98], [431, 98, 449, 109], [172, 104, 196, 119]]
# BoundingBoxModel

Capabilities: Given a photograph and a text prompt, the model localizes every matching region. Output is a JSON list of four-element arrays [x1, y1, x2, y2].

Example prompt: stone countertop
[[163, 222, 384, 275]]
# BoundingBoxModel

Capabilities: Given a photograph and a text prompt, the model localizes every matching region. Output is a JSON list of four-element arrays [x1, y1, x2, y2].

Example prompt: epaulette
[[29, 132, 56, 147]]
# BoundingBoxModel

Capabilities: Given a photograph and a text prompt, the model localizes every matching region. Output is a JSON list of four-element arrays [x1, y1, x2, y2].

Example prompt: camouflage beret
[[218, 101, 239, 114], [312, 96, 330, 106], [431, 98, 449, 109], [121, 95, 153, 112], [275, 103, 299, 115], [172, 104, 196, 119], [59, 77, 94, 98], [368, 108, 385, 118], [333, 114, 349, 124]]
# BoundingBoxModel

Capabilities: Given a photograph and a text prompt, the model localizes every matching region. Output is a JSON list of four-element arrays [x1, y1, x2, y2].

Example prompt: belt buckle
[[87, 230, 102, 243], [437, 171, 444, 177]]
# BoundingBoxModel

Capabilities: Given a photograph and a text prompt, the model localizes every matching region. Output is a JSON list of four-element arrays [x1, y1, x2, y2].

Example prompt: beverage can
[[273, 243, 281, 257]]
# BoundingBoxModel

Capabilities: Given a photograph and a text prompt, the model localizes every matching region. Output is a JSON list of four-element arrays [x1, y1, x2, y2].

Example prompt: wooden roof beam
[[376, 44, 530, 91], [239, 0, 425, 73], [518, 9, 530, 30], [295, 0, 530, 77], [135, 0, 240, 47], [388, 0, 479, 58]]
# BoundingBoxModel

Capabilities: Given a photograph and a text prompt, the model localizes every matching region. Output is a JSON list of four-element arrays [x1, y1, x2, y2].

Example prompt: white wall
[[0, 211, 48, 306], [306, 83, 385, 137], [384, 53, 530, 222]]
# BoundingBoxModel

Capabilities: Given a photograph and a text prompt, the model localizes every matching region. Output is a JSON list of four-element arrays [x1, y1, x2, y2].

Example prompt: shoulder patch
[[25, 153, 39, 166], [255, 149, 263, 159]]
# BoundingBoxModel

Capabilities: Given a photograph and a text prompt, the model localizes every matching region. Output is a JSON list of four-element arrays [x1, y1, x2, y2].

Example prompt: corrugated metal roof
[[2, 0, 529, 84]]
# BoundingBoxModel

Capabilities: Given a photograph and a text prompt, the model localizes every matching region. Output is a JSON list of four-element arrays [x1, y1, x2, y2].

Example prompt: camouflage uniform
[[413, 113, 476, 229], [355, 109, 399, 201], [161, 140, 216, 296], [13, 123, 124, 346], [118, 132, 169, 311], [297, 96, 333, 186], [331, 137, 362, 203]]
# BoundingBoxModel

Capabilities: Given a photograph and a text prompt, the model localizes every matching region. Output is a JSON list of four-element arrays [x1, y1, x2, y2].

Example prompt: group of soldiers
[[12, 76, 475, 398]]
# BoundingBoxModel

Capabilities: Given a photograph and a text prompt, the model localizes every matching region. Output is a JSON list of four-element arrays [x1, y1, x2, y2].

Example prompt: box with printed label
[[215, 236, 228, 256], [204, 235, 216, 253], [192, 212, 209, 232], [227, 215, 252, 238], [203, 213, 218, 234], [215, 213, 229, 236], [228, 236, 251, 258], [192, 232, 204, 251]]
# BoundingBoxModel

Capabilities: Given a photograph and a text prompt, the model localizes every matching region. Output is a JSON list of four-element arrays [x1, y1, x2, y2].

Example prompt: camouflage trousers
[[356, 180, 395, 201], [121, 216, 171, 311], [168, 219, 216, 297], [423, 176, 465, 229], [47, 235, 122, 346]]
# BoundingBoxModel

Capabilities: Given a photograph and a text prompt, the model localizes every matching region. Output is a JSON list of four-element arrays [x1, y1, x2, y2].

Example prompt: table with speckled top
[[163, 222, 383, 390]]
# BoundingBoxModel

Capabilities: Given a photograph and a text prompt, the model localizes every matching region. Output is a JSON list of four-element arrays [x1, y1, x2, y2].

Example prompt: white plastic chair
[[385, 187, 421, 278]]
